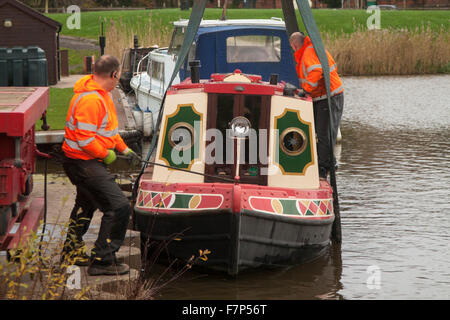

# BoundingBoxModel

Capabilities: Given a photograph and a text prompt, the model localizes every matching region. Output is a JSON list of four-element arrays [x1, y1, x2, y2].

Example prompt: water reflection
[[155, 75, 450, 299], [337, 75, 450, 299], [156, 244, 343, 300]]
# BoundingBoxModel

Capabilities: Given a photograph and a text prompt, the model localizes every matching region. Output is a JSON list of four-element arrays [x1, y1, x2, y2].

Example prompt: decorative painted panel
[[136, 190, 224, 211], [159, 104, 202, 169], [274, 108, 314, 175], [249, 196, 333, 217]]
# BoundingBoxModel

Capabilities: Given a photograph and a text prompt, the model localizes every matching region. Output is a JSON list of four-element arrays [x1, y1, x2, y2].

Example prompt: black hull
[[135, 208, 334, 275]]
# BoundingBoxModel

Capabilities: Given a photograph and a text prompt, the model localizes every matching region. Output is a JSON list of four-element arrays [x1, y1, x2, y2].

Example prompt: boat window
[[149, 60, 164, 83], [168, 26, 186, 55], [226, 35, 281, 63]]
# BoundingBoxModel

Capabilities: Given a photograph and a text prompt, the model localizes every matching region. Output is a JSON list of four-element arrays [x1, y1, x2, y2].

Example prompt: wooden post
[[60, 49, 69, 77]]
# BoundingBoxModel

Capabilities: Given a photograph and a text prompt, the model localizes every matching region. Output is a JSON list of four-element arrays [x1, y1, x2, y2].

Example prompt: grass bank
[[36, 88, 73, 131], [47, 9, 450, 40], [62, 47, 99, 75], [47, 9, 449, 76]]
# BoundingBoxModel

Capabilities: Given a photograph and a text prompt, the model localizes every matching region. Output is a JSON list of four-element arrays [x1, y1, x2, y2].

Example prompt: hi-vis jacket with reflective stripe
[[294, 36, 344, 102], [62, 75, 128, 160]]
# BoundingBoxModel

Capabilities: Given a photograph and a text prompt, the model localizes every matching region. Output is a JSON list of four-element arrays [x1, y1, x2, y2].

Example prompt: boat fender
[[143, 109, 153, 137], [132, 106, 143, 132]]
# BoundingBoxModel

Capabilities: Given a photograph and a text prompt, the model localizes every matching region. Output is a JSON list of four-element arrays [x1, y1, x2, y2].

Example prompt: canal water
[[152, 75, 450, 300], [34, 75, 449, 299]]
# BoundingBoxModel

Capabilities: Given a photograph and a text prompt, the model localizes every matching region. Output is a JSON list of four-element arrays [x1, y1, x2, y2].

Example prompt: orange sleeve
[[114, 134, 129, 154], [81, 138, 109, 159]]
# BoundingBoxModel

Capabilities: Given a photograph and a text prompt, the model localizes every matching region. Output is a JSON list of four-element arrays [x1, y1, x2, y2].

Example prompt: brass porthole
[[280, 127, 308, 156], [168, 122, 195, 151]]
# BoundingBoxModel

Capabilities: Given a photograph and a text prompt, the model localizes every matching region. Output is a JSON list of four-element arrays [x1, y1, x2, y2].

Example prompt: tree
[[21, 0, 42, 8], [324, 0, 341, 8]]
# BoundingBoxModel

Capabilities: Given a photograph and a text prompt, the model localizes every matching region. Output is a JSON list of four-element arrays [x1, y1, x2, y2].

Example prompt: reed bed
[[104, 14, 449, 76], [103, 13, 172, 62], [324, 24, 450, 76]]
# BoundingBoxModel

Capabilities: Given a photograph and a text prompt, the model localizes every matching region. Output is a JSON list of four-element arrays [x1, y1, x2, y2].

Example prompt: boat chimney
[[189, 60, 201, 83], [270, 74, 278, 85]]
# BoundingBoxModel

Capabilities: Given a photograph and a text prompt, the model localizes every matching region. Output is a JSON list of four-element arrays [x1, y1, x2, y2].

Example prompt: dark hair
[[93, 55, 120, 77]]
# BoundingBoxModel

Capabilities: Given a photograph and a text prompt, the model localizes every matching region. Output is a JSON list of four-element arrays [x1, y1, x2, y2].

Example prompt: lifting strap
[[281, 0, 299, 36], [294, 0, 341, 243], [133, 0, 207, 201]]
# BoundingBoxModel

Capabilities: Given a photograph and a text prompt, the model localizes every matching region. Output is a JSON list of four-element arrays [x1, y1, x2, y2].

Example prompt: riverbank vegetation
[[47, 9, 450, 39], [325, 24, 450, 75], [47, 9, 449, 75]]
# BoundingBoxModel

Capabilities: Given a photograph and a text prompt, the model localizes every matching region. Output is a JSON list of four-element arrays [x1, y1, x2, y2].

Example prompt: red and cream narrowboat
[[134, 68, 334, 275]]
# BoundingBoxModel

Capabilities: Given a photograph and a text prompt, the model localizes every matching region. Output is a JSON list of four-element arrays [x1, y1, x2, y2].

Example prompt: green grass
[[61, 47, 99, 75], [47, 8, 450, 40], [36, 88, 73, 131]]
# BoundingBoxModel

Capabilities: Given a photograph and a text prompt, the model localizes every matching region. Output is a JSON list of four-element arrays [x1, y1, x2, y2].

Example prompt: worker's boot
[[87, 257, 129, 276]]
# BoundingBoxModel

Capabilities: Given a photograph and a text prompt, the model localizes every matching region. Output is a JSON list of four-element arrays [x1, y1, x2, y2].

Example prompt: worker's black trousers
[[62, 157, 131, 265], [313, 93, 344, 176]]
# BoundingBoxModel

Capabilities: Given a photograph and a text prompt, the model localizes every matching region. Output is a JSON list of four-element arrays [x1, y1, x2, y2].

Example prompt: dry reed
[[324, 23, 450, 76], [105, 15, 449, 76], [103, 13, 172, 62]]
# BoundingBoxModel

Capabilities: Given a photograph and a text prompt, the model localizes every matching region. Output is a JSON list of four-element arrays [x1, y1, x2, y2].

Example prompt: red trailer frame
[[0, 87, 49, 251]]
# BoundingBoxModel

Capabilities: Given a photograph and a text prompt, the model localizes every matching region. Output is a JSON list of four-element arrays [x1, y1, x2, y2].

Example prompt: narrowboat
[[133, 67, 335, 275]]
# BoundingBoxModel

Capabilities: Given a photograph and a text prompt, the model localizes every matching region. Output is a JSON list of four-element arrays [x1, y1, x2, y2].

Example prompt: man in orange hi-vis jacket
[[61, 55, 140, 276], [290, 32, 344, 179]]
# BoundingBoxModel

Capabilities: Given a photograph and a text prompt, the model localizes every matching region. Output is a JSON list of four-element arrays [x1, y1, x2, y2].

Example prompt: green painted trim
[[160, 104, 202, 169], [275, 109, 314, 174]]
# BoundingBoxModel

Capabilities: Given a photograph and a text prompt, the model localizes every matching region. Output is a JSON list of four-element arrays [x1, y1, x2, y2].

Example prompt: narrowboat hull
[[134, 181, 334, 275]]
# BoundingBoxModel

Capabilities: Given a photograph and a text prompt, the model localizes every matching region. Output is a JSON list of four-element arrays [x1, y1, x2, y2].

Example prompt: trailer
[[0, 87, 49, 253]]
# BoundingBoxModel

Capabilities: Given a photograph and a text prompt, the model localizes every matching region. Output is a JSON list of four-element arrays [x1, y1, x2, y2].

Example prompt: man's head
[[93, 55, 121, 92], [289, 32, 305, 52]]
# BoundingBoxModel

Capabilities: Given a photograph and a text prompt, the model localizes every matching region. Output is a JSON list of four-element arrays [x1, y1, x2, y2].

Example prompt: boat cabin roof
[[170, 19, 299, 87], [173, 18, 286, 29]]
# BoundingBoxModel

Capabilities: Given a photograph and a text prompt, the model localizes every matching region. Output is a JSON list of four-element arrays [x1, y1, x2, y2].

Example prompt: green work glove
[[103, 150, 116, 165], [124, 149, 141, 166]]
